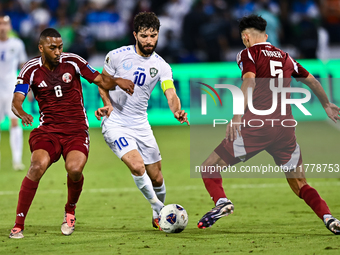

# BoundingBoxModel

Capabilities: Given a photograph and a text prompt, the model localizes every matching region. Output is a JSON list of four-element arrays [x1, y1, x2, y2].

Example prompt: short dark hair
[[39, 28, 61, 40], [133, 12, 160, 33], [239, 15, 267, 34]]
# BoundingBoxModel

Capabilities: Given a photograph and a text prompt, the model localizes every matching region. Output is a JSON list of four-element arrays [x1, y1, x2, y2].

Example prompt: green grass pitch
[[0, 122, 340, 254]]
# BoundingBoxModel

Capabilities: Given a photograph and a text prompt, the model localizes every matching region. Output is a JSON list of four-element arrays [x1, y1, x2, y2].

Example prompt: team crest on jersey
[[150, 67, 158, 78], [62, 73, 72, 83], [106, 56, 110, 64], [123, 61, 133, 70]]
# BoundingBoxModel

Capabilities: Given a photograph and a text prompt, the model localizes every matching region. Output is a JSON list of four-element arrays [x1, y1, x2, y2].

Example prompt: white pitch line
[[0, 181, 339, 196]]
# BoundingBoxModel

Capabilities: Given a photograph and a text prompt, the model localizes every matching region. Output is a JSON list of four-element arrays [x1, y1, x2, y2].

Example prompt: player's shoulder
[[107, 45, 134, 58], [8, 36, 24, 45], [236, 49, 245, 64], [60, 52, 87, 64], [18, 56, 40, 76], [151, 52, 171, 69], [22, 56, 40, 69], [152, 52, 167, 63]]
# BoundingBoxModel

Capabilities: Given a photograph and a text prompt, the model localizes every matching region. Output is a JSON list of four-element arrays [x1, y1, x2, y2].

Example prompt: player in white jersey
[[0, 15, 27, 170], [95, 12, 189, 229]]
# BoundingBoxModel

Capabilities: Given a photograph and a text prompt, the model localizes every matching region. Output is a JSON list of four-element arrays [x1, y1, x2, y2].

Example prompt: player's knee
[[65, 162, 84, 177], [129, 161, 145, 176], [27, 161, 47, 181], [151, 172, 163, 187]]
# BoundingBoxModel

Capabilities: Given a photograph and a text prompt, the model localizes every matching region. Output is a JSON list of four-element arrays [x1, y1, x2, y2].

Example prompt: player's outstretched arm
[[164, 88, 189, 125], [12, 92, 33, 126], [301, 73, 340, 123]]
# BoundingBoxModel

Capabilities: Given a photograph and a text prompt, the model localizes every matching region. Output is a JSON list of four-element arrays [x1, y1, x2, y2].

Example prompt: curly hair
[[133, 12, 160, 33], [239, 15, 267, 34]]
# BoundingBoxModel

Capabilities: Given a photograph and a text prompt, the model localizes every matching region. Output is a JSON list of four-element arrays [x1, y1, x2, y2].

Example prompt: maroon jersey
[[236, 42, 310, 126], [17, 53, 99, 134]]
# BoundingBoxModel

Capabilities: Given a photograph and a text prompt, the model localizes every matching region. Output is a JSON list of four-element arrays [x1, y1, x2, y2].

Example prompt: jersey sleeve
[[63, 53, 99, 83], [159, 61, 173, 84], [289, 56, 310, 78], [237, 49, 256, 77], [103, 51, 117, 76]]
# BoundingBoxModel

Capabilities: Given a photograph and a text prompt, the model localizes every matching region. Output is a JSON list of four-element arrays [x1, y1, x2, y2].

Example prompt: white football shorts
[[102, 124, 162, 165], [0, 93, 16, 122]]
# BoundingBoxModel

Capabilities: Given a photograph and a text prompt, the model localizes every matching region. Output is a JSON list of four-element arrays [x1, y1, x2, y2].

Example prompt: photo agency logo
[[198, 80, 312, 127]]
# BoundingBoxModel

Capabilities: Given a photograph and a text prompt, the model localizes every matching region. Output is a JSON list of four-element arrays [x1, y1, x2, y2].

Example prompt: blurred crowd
[[1, 0, 340, 63]]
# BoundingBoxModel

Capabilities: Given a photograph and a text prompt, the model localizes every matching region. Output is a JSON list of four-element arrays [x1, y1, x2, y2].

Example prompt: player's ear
[[133, 31, 137, 40], [265, 34, 268, 41], [38, 43, 43, 53]]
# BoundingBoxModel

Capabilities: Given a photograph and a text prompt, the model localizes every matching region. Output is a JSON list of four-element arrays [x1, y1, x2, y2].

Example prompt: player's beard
[[137, 39, 157, 56]]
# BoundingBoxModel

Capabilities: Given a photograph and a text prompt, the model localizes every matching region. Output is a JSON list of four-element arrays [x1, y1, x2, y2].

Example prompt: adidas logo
[[38, 80, 48, 87], [17, 212, 24, 217]]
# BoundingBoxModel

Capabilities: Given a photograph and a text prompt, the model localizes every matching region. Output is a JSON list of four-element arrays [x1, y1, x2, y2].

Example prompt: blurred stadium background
[[1, 0, 340, 130], [1, 1, 340, 253]]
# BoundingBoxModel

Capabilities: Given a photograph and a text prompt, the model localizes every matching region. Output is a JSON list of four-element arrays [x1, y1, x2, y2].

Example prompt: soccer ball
[[158, 204, 188, 233]]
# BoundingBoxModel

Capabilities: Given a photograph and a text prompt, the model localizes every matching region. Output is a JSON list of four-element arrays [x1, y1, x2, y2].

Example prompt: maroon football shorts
[[29, 128, 90, 163], [215, 126, 302, 169]]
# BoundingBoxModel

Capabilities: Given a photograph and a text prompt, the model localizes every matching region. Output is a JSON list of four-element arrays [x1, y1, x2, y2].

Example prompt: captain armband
[[14, 83, 30, 97], [161, 80, 176, 93]]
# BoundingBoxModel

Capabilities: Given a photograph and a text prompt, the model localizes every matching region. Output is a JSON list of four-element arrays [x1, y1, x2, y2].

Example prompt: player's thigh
[[61, 130, 90, 161], [103, 126, 138, 160], [27, 149, 52, 181], [266, 127, 302, 170], [29, 128, 62, 164], [134, 128, 161, 165]]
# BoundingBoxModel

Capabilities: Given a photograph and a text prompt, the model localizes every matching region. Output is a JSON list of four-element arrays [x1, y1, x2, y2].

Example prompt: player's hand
[[116, 78, 134, 96], [174, 110, 189, 125], [20, 113, 33, 127], [95, 105, 113, 120], [226, 115, 242, 142], [324, 103, 340, 123]]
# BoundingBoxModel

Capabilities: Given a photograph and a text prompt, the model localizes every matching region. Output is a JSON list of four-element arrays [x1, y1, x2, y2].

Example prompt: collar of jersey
[[252, 42, 271, 46]]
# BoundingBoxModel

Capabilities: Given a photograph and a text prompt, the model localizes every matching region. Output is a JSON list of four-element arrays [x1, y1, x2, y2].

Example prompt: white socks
[[10, 126, 23, 165], [153, 181, 166, 203], [132, 172, 164, 214], [153, 181, 166, 218]]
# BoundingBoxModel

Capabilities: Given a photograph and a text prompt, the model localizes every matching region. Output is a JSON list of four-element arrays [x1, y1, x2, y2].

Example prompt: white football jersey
[[103, 45, 173, 128], [0, 37, 27, 95]]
